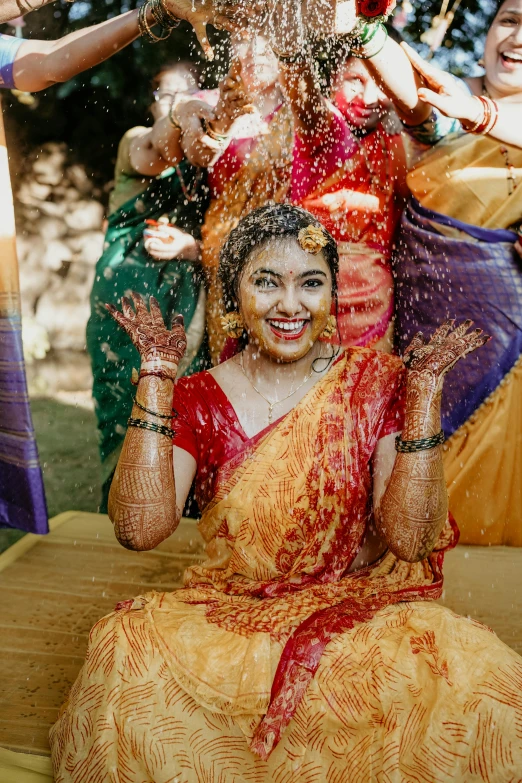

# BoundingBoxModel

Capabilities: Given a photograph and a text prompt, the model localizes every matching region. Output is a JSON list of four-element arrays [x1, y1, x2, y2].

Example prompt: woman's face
[[237, 237, 333, 363], [233, 36, 279, 95], [151, 66, 197, 121], [333, 58, 391, 130], [484, 0, 522, 100]]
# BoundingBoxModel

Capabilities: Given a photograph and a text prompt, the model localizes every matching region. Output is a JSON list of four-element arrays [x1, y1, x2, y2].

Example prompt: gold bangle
[[138, 0, 171, 43], [168, 104, 182, 130], [202, 117, 228, 143]]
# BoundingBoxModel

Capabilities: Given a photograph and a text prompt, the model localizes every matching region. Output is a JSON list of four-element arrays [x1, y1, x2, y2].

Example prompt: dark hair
[[313, 22, 405, 93], [218, 204, 339, 314]]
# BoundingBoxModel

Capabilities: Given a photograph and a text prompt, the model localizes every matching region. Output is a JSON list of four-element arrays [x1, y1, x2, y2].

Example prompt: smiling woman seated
[[50, 205, 522, 783]]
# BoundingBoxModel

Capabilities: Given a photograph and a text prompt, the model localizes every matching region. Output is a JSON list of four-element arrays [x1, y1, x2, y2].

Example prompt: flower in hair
[[357, 0, 396, 19], [298, 225, 329, 255], [357, 0, 397, 21]]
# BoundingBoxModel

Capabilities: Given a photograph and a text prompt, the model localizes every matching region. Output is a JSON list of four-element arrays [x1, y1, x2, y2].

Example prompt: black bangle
[[395, 430, 445, 453], [133, 396, 173, 420], [128, 417, 175, 439]]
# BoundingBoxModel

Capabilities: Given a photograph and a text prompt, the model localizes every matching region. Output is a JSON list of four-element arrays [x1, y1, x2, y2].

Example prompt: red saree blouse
[[172, 350, 405, 509]]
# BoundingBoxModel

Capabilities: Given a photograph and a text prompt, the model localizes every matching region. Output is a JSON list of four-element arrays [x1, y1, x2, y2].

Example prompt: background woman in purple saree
[[337, 0, 522, 545]]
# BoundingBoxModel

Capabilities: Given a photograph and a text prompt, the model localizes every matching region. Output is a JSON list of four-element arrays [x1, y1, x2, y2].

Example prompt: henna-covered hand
[[106, 292, 187, 367], [403, 319, 490, 381], [376, 320, 489, 563]]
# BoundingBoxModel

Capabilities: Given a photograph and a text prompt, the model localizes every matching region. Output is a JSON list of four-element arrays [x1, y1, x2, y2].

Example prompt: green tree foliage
[[402, 0, 497, 75]]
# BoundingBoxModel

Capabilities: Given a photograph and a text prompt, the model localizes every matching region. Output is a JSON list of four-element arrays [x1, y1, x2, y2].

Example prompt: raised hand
[[403, 319, 490, 379], [400, 42, 483, 125], [160, 0, 255, 59], [106, 293, 187, 368], [214, 60, 255, 126]]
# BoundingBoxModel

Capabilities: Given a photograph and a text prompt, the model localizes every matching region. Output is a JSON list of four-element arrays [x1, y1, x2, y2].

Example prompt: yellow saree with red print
[[50, 350, 522, 782]]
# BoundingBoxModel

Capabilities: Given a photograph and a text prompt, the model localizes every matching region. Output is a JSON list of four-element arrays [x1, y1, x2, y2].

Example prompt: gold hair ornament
[[221, 312, 245, 339], [298, 225, 329, 254]]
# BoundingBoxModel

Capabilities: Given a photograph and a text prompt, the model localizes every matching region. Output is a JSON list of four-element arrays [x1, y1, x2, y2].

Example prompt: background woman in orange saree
[[50, 204, 522, 782]]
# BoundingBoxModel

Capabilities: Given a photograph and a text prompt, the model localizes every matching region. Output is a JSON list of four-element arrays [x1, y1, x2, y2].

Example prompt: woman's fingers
[[191, 20, 214, 60], [131, 292, 150, 322], [448, 319, 474, 341], [416, 87, 458, 116], [401, 42, 445, 91], [105, 303, 130, 332], [430, 318, 456, 345], [121, 296, 136, 322], [149, 296, 166, 329]]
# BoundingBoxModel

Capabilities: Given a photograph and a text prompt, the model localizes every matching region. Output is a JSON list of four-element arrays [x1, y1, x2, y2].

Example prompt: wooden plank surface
[[0, 511, 205, 758], [0, 511, 521, 761]]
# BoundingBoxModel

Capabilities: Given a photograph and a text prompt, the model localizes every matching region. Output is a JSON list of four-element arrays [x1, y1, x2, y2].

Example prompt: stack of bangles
[[127, 395, 177, 439], [138, 0, 181, 44], [461, 95, 499, 135], [343, 21, 388, 60]]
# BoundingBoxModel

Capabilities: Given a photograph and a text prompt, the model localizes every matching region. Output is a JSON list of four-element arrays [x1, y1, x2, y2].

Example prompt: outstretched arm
[[13, 10, 145, 93], [10, 0, 259, 93], [106, 294, 196, 551], [373, 320, 489, 562], [399, 43, 522, 149]]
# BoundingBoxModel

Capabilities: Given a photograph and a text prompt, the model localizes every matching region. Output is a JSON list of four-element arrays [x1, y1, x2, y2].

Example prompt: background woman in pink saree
[[280, 26, 408, 351]]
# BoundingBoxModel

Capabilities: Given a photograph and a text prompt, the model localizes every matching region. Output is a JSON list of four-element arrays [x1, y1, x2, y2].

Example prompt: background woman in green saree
[[87, 62, 210, 510]]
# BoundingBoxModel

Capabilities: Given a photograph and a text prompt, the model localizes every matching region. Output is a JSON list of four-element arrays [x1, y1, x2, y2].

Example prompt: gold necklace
[[482, 79, 517, 195], [238, 352, 314, 424]]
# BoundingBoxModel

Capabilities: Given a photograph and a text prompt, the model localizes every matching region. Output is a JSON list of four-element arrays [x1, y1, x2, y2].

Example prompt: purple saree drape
[[0, 104, 48, 534], [393, 198, 522, 437]]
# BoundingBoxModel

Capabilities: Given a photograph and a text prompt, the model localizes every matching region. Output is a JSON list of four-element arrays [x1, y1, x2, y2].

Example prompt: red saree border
[[249, 514, 460, 759]]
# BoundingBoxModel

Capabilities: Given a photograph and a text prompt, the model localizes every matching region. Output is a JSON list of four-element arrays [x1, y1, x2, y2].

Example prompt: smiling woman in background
[[339, 0, 522, 545]]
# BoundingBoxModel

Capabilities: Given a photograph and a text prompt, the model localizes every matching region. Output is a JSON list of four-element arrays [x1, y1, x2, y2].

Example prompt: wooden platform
[[0, 511, 521, 782]]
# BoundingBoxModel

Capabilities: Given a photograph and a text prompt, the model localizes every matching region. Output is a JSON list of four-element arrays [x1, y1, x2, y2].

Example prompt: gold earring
[[320, 315, 337, 339], [478, 58, 485, 67], [221, 311, 245, 339]]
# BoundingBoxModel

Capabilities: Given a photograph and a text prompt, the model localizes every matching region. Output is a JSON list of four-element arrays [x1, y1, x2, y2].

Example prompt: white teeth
[[503, 51, 522, 62], [269, 320, 306, 332]]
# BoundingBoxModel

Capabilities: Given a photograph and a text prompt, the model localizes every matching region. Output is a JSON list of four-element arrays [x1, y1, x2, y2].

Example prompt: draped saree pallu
[[394, 134, 522, 545], [86, 162, 210, 508], [51, 349, 522, 781], [0, 104, 47, 533]]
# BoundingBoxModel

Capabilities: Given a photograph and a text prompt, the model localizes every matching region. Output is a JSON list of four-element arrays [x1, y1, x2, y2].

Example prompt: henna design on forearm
[[108, 376, 180, 551], [106, 293, 187, 551], [376, 320, 490, 562], [377, 372, 447, 561]]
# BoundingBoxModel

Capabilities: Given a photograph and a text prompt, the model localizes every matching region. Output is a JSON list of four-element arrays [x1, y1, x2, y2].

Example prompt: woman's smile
[[500, 48, 522, 70], [237, 237, 333, 362], [267, 317, 310, 340]]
